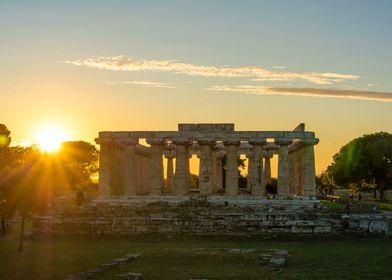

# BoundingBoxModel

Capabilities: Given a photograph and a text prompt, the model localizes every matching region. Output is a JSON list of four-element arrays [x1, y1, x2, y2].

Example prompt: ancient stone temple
[[34, 124, 390, 236], [95, 123, 319, 200]]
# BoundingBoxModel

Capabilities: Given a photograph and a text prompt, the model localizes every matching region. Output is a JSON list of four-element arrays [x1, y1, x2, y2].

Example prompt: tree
[[57, 141, 98, 191], [0, 144, 43, 251], [0, 124, 11, 170], [0, 123, 12, 237], [328, 132, 392, 201]]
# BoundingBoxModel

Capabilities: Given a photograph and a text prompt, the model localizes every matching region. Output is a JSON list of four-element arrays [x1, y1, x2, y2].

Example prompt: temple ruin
[[95, 123, 319, 201], [34, 124, 390, 236]]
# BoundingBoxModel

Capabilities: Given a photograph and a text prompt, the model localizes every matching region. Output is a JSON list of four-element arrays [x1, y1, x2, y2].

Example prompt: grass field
[[1, 225, 392, 280]]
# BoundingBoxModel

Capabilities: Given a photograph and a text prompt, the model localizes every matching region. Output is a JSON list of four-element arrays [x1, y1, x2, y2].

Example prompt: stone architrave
[[198, 140, 215, 195], [120, 138, 138, 196], [302, 138, 319, 197], [173, 139, 191, 196], [248, 139, 266, 195], [275, 138, 293, 197], [224, 140, 240, 195], [95, 139, 113, 199], [146, 138, 165, 196], [263, 153, 273, 191]]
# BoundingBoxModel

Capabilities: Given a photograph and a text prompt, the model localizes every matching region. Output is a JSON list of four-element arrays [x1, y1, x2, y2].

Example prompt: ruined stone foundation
[[33, 197, 390, 236]]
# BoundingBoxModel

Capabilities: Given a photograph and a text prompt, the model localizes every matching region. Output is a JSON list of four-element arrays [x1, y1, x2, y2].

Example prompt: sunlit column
[[275, 138, 293, 197], [224, 140, 240, 195], [302, 138, 319, 197], [198, 140, 215, 195], [121, 138, 138, 196], [248, 139, 266, 195], [146, 138, 165, 196], [95, 139, 112, 199], [164, 144, 176, 193], [174, 138, 191, 196], [213, 148, 225, 193]]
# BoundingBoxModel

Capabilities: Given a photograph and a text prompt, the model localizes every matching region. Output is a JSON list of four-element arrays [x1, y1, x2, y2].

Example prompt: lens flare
[[35, 126, 70, 152]]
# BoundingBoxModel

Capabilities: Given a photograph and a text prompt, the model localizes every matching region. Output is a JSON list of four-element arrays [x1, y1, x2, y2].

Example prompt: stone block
[[369, 220, 387, 233], [313, 226, 332, 233], [119, 272, 143, 280], [270, 256, 286, 267]]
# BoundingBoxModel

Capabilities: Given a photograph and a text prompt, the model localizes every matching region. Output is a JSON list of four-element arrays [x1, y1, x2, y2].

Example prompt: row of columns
[[97, 137, 317, 198]]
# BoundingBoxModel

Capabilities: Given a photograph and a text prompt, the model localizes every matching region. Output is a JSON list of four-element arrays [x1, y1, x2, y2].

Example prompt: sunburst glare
[[35, 126, 70, 152]]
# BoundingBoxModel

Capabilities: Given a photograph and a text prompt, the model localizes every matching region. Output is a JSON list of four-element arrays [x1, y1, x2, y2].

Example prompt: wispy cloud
[[106, 80, 176, 89], [65, 56, 359, 85], [207, 85, 392, 102], [272, 66, 286, 69]]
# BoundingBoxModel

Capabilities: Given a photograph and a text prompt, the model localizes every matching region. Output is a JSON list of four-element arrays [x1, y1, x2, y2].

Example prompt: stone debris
[[270, 256, 286, 268], [274, 249, 288, 256], [66, 253, 141, 280], [118, 272, 143, 280], [256, 254, 272, 265], [257, 249, 288, 270], [227, 248, 256, 253]]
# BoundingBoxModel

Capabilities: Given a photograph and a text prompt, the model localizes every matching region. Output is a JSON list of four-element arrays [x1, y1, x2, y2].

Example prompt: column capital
[[263, 153, 274, 159], [164, 150, 176, 159], [275, 138, 293, 146], [223, 140, 241, 146], [172, 138, 192, 146], [198, 139, 216, 146], [214, 149, 225, 159], [248, 138, 267, 146]]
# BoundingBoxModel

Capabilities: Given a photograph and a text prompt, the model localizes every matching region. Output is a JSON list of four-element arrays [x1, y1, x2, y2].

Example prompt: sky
[[1, 0, 392, 174]]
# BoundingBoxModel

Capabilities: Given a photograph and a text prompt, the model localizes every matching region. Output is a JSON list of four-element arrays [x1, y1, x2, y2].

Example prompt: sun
[[35, 126, 70, 152]]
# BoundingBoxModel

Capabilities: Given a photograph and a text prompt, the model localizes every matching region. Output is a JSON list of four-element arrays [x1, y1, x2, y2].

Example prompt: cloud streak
[[66, 56, 359, 85], [207, 85, 392, 102], [106, 80, 176, 89]]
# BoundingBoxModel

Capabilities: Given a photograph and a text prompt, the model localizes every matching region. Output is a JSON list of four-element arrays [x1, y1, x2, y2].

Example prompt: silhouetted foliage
[[189, 174, 199, 189], [57, 141, 98, 191], [328, 132, 392, 201]]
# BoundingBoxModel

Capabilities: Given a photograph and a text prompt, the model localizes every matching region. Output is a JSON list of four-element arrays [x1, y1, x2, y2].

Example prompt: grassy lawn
[[320, 199, 392, 213], [379, 203, 392, 211], [1, 225, 392, 280]]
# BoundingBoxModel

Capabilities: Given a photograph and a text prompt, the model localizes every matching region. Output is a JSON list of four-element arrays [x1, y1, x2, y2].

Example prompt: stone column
[[95, 139, 112, 199], [224, 140, 240, 195], [111, 141, 124, 196], [174, 139, 191, 196], [248, 139, 266, 195], [263, 153, 273, 191], [198, 140, 215, 195], [164, 144, 176, 193], [213, 148, 225, 193], [302, 139, 319, 197], [146, 138, 165, 196], [121, 138, 138, 196], [275, 138, 293, 197]]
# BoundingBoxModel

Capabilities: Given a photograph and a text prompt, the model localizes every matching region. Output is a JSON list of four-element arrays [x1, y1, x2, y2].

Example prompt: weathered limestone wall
[[34, 200, 391, 236]]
